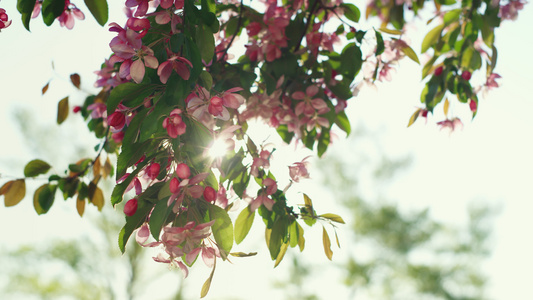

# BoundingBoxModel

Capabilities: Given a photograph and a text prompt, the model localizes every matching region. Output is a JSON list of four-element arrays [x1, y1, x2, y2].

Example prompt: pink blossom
[[0, 8, 12, 30], [31, 1, 42, 18], [108, 111, 126, 131], [160, 0, 184, 9], [157, 51, 193, 83], [163, 108, 186, 138], [486, 73, 501, 90], [126, 17, 151, 38], [126, 0, 150, 17], [146, 163, 161, 180], [203, 186, 217, 202], [251, 150, 271, 177], [221, 87, 246, 109], [87, 102, 107, 119], [437, 117, 463, 132], [58, 1, 85, 30], [176, 163, 191, 179], [250, 178, 277, 211], [500, 0, 526, 20], [378, 63, 396, 81], [469, 99, 477, 113], [289, 156, 311, 183], [292, 85, 329, 117]]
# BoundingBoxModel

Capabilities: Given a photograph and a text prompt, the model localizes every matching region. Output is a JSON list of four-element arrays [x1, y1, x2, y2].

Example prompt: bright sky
[[0, 1, 532, 299]]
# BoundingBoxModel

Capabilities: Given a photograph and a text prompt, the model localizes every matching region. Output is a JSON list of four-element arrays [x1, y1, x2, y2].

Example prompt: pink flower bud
[[112, 131, 125, 143], [469, 99, 477, 112], [124, 199, 138, 216], [169, 177, 180, 194], [203, 186, 216, 202], [108, 111, 126, 129], [434, 66, 443, 76], [461, 70, 472, 81], [73, 106, 82, 113], [147, 163, 160, 180], [176, 163, 191, 179]]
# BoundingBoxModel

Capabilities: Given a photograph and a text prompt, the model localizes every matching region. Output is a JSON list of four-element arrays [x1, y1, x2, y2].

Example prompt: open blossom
[[126, 0, 151, 17], [251, 149, 271, 177], [87, 102, 107, 119], [250, 178, 277, 211], [486, 73, 502, 90], [163, 108, 186, 138], [0, 8, 12, 30], [58, 1, 85, 30], [437, 117, 463, 132], [158, 51, 193, 83], [292, 85, 329, 117], [500, 0, 526, 20], [289, 156, 311, 182]]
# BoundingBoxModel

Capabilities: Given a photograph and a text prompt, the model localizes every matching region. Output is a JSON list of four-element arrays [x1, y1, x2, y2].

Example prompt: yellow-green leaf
[[235, 206, 255, 244], [401, 44, 420, 64], [103, 157, 112, 179], [4, 179, 26, 207], [57, 97, 69, 124], [33, 184, 48, 214], [0, 181, 13, 196], [378, 27, 403, 35], [70, 73, 81, 89], [200, 263, 216, 298], [90, 186, 104, 211], [303, 193, 313, 207], [229, 252, 257, 257], [407, 108, 421, 127], [335, 230, 341, 248], [274, 242, 289, 268], [319, 213, 346, 224], [322, 226, 333, 260], [443, 98, 450, 116], [421, 24, 444, 53], [24, 159, 51, 177], [297, 222, 305, 252]]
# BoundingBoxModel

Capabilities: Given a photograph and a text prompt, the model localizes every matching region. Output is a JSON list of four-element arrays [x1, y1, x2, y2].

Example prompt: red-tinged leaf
[[103, 157, 113, 179], [378, 27, 403, 35], [4, 179, 26, 207], [322, 226, 333, 260], [274, 242, 289, 268], [319, 213, 346, 224], [0, 181, 13, 196], [70, 73, 81, 89], [42, 81, 50, 95], [200, 262, 216, 298], [401, 44, 420, 64], [90, 186, 104, 211], [57, 97, 69, 124], [229, 252, 257, 257], [24, 159, 51, 177], [77, 196, 86, 217], [407, 108, 421, 127]]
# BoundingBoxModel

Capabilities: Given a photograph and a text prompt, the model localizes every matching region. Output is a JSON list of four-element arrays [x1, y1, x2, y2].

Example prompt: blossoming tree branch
[[0, 0, 525, 296]]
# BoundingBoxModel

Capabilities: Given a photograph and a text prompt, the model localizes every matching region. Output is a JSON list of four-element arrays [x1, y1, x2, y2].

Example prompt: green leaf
[[334, 111, 351, 135], [443, 9, 461, 25], [149, 198, 172, 240], [319, 213, 345, 224], [57, 96, 69, 124], [36, 184, 57, 214], [421, 24, 445, 53], [378, 27, 402, 35], [375, 30, 384, 55], [340, 3, 360, 22], [17, 0, 36, 30], [106, 83, 155, 115], [235, 207, 255, 244], [84, 0, 108, 26], [322, 226, 333, 260], [297, 222, 305, 251], [338, 43, 363, 80], [209, 204, 233, 257], [317, 129, 330, 157], [268, 217, 287, 259], [196, 23, 215, 63], [42, 0, 66, 26], [24, 159, 52, 177], [118, 198, 153, 253], [461, 47, 482, 70]]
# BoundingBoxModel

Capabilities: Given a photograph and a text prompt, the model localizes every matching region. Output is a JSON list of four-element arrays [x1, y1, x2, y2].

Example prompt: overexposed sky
[[1, 1, 532, 299]]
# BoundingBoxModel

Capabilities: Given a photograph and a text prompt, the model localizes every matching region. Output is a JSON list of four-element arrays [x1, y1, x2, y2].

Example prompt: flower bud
[[176, 163, 191, 179], [203, 186, 216, 202], [434, 66, 443, 76], [124, 199, 138, 216], [461, 70, 472, 81]]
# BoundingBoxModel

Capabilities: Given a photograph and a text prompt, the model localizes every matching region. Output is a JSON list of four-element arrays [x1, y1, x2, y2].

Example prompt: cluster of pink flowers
[[245, 0, 291, 62], [30, 0, 85, 29], [136, 220, 220, 277], [499, 0, 527, 20]]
